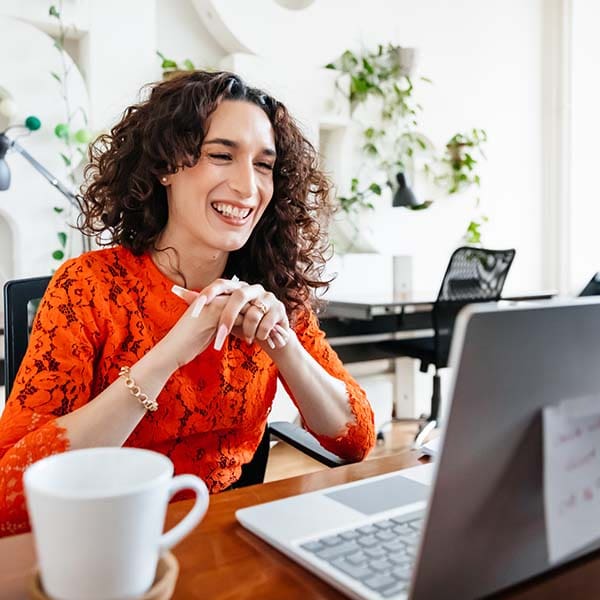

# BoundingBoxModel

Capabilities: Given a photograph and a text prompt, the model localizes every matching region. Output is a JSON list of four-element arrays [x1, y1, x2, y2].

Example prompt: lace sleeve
[[0, 259, 99, 537], [0, 418, 69, 536], [279, 310, 376, 461]]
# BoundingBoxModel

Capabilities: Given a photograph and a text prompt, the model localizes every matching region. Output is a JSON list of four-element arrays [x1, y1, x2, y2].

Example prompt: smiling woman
[[159, 100, 276, 260], [0, 71, 376, 537]]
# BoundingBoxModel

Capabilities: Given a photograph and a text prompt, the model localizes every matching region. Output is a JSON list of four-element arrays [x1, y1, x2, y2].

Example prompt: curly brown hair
[[79, 70, 332, 319]]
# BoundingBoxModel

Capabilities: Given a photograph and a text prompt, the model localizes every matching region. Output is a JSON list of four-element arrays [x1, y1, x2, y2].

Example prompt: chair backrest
[[433, 247, 516, 366], [3, 276, 51, 395], [579, 272, 600, 297]]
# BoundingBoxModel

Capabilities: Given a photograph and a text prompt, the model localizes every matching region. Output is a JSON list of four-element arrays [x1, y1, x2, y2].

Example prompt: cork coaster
[[29, 551, 179, 600]]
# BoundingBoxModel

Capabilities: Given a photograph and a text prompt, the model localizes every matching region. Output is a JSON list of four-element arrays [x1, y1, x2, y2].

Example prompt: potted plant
[[156, 51, 196, 80], [326, 44, 488, 247]]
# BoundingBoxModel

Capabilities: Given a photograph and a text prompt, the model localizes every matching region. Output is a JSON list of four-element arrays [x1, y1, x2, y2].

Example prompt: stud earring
[[160, 176, 168, 184]]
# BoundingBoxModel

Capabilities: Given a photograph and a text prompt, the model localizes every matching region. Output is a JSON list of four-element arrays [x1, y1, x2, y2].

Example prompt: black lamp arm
[[4, 134, 78, 208]]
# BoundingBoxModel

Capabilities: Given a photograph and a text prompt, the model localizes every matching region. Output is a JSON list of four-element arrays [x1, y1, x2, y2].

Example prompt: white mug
[[24, 447, 209, 600]]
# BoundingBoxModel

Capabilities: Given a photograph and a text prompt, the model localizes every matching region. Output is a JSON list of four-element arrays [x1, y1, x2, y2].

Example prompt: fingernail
[[266, 337, 276, 350], [232, 275, 240, 282], [245, 337, 253, 345], [274, 324, 287, 336], [214, 324, 229, 350], [171, 284, 187, 298], [191, 295, 207, 318]]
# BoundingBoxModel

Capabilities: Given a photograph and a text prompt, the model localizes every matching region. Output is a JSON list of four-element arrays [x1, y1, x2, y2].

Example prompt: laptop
[[236, 298, 600, 599]]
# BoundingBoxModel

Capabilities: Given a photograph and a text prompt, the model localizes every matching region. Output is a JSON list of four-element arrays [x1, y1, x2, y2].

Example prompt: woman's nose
[[229, 160, 257, 199]]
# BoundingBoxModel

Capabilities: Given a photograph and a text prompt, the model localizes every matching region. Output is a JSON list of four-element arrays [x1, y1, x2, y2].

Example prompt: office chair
[[579, 272, 600, 296], [3, 276, 351, 489], [384, 247, 515, 445]]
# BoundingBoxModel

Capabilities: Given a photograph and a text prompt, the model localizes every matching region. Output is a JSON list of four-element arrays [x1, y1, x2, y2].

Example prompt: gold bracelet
[[118, 366, 158, 412]]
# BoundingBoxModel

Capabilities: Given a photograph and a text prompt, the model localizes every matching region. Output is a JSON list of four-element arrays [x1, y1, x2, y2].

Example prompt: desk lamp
[[392, 172, 420, 208], [0, 116, 78, 206], [0, 116, 90, 252]]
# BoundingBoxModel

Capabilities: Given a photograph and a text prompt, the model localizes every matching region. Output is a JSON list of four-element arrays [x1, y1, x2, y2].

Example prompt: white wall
[[341, 0, 544, 294], [156, 0, 223, 71], [153, 0, 545, 295], [0, 0, 549, 420], [570, 0, 600, 294], [0, 0, 546, 290]]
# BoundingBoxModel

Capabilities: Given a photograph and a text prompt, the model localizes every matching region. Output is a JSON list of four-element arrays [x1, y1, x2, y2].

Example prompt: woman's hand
[[158, 291, 241, 368], [173, 279, 292, 355], [208, 281, 291, 353]]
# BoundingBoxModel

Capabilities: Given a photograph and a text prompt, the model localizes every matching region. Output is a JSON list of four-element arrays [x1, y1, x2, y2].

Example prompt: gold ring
[[251, 300, 268, 315]]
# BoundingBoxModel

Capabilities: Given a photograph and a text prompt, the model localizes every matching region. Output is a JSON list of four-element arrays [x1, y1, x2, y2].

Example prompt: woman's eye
[[209, 153, 231, 161], [256, 162, 274, 171]]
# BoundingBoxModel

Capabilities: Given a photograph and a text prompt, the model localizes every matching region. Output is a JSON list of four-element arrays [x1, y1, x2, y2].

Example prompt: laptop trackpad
[[325, 473, 429, 515]]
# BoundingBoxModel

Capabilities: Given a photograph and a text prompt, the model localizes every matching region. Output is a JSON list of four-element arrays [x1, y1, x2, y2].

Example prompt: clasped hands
[[170, 276, 291, 359]]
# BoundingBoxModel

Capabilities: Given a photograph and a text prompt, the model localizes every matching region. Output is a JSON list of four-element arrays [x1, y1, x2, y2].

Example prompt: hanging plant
[[326, 44, 488, 245], [156, 51, 196, 80], [439, 128, 487, 195], [48, 2, 92, 264], [326, 44, 433, 215], [437, 128, 488, 245]]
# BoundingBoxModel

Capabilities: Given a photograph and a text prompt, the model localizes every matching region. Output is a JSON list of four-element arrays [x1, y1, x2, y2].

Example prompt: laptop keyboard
[[299, 514, 423, 598]]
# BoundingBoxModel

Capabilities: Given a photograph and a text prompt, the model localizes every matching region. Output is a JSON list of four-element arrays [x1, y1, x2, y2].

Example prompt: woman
[[0, 71, 375, 536]]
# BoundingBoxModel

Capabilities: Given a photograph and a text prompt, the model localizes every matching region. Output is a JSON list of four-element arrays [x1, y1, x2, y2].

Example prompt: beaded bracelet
[[119, 366, 158, 412]]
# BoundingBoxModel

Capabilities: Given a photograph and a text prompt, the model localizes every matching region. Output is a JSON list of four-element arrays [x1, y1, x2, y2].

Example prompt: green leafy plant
[[338, 178, 380, 213], [156, 51, 196, 79], [327, 44, 488, 246], [463, 216, 489, 245], [437, 128, 488, 245], [48, 2, 92, 264], [326, 44, 433, 214], [439, 128, 487, 195]]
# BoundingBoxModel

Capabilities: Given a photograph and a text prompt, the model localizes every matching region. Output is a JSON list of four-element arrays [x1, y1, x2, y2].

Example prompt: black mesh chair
[[386, 247, 515, 443], [3, 276, 351, 488], [579, 273, 600, 296]]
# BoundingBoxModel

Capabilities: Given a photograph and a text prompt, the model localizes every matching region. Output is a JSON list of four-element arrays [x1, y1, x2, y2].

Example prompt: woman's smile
[[210, 201, 254, 226]]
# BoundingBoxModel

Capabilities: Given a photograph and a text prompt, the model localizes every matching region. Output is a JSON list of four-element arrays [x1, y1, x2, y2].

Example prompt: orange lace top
[[0, 246, 375, 537]]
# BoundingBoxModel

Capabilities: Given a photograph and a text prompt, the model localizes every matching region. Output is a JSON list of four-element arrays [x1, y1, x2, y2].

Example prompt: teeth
[[213, 202, 251, 219]]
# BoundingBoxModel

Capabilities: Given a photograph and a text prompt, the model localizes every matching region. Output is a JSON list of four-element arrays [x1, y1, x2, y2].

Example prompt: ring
[[251, 300, 268, 315]]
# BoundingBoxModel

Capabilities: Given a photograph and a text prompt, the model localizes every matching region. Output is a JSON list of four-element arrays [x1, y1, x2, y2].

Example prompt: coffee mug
[[24, 447, 209, 600]]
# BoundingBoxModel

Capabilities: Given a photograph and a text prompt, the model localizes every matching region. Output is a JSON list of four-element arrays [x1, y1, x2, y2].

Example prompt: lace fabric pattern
[[0, 247, 375, 536]]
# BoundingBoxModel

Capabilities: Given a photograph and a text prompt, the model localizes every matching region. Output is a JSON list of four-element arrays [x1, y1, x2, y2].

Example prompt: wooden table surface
[[3, 450, 600, 599]]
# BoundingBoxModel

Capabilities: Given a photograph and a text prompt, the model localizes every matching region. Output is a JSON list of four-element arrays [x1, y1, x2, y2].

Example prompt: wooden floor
[[264, 420, 421, 482]]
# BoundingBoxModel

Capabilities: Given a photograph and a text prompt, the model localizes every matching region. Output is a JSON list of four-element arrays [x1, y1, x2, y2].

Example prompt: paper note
[[544, 395, 600, 564], [420, 436, 441, 458]]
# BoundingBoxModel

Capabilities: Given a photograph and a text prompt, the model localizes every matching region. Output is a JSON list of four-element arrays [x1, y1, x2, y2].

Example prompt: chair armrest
[[268, 421, 350, 468]]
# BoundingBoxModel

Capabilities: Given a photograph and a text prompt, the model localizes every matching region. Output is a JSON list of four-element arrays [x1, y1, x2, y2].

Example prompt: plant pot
[[162, 69, 193, 81], [446, 142, 468, 165]]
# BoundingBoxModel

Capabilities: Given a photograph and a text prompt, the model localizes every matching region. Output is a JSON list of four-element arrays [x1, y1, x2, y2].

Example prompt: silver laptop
[[237, 298, 600, 599]]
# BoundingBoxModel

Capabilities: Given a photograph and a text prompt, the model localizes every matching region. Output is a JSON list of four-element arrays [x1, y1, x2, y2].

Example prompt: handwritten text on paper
[[544, 396, 600, 564]]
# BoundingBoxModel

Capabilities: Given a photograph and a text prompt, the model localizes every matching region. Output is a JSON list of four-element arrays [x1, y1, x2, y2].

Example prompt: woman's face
[[163, 99, 276, 254]]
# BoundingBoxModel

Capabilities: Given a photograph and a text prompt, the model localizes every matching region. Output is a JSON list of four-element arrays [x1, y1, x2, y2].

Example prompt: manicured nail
[[274, 324, 288, 337], [266, 337, 276, 350], [214, 324, 229, 350], [245, 337, 253, 345], [191, 295, 207, 318], [171, 284, 187, 298]]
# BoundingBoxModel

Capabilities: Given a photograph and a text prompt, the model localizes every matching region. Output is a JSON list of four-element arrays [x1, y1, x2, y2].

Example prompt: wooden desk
[[2, 451, 600, 600]]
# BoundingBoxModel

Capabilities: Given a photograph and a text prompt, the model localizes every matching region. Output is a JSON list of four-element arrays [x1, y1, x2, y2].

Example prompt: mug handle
[[159, 474, 209, 551]]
